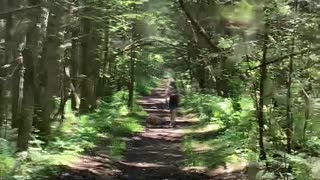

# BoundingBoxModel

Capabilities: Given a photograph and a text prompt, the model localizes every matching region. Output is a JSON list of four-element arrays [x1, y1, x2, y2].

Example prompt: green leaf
[[309, 54, 318, 61], [218, 37, 233, 49], [122, 13, 143, 19]]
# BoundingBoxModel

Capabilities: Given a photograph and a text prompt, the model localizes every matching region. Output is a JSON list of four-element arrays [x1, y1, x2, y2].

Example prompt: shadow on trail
[[50, 151, 115, 180]]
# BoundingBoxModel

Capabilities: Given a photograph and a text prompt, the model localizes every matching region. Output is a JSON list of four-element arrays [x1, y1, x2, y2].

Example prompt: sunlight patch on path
[[118, 161, 170, 168]]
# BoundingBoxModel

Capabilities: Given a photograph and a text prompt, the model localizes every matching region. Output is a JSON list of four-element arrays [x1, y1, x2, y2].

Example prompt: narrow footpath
[[115, 82, 209, 180]]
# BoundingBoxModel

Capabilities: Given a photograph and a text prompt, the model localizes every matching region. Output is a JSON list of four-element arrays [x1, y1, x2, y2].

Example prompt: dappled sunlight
[[2, 0, 319, 179], [115, 80, 216, 179], [70, 155, 112, 171], [185, 123, 223, 134], [118, 161, 168, 168]]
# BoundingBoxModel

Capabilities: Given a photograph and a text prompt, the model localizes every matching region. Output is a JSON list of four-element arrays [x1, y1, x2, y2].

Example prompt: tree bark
[[39, 0, 65, 138], [30, 0, 48, 131], [286, 37, 295, 154], [97, 22, 110, 97], [128, 22, 136, 112], [17, 83, 34, 151], [17, 0, 44, 150], [79, 14, 92, 113], [79, 8, 101, 113], [2, 0, 26, 129], [0, 0, 7, 128], [302, 87, 311, 142], [0, 1, 14, 128], [70, 28, 81, 112], [257, 25, 268, 161]]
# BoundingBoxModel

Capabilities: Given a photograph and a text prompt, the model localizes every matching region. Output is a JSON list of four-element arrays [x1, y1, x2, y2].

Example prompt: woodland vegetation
[[0, 0, 319, 179]]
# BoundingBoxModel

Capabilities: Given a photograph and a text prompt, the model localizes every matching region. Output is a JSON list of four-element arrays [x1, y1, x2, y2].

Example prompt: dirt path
[[55, 82, 247, 180], [114, 83, 210, 180]]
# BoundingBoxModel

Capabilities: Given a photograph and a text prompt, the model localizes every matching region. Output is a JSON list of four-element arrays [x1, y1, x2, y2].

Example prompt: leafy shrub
[[181, 92, 254, 128], [181, 92, 257, 170], [0, 140, 15, 179], [135, 77, 160, 96]]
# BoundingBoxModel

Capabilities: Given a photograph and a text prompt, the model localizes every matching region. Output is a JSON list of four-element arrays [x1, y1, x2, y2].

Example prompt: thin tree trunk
[[257, 25, 268, 161], [128, 22, 136, 112], [302, 88, 310, 142], [286, 37, 295, 154], [79, 13, 91, 113], [97, 22, 110, 97], [128, 51, 135, 112], [70, 28, 81, 111], [286, 0, 298, 154]]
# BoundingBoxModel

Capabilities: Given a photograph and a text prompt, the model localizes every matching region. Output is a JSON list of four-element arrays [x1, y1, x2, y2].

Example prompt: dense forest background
[[0, 0, 319, 179]]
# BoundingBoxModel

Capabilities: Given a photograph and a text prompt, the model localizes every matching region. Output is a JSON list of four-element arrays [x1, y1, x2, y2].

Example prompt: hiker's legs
[[170, 109, 176, 126]]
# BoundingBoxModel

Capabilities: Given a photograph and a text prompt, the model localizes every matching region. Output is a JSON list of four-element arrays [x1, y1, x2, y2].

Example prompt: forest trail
[[55, 81, 246, 180], [114, 81, 246, 180], [114, 81, 209, 179]]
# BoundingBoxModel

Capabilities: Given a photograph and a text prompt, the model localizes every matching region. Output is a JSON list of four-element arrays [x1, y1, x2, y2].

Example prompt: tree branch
[[250, 47, 320, 70], [114, 38, 185, 56], [177, 0, 220, 52], [0, 5, 41, 18]]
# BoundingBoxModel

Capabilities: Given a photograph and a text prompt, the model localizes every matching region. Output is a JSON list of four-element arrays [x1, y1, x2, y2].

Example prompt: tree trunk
[[39, 0, 65, 138], [79, 8, 101, 113], [186, 44, 194, 82], [128, 22, 136, 112], [79, 14, 92, 113], [302, 88, 310, 142], [30, 0, 48, 130], [16, 61, 34, 151], [17, 0, 44, 150], [17, 84, 34, 151], [0, 2, 8, 127], [286, 37, 295, 154], [97, 23, 110, 97], [3, 0, 26, 129], [128, 51, 135, 112], [257, 25, 268, 161], [286, 0, 299, 155], [0, 1, 12, 128], [70, 28, 81, 112]]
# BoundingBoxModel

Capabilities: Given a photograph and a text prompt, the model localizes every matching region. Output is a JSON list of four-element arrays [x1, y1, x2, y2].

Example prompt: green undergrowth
[[180, 92, 320, 179], [135, 77, 160, 96], [1, 89, 148, 180], [180, 92, 258, 169]]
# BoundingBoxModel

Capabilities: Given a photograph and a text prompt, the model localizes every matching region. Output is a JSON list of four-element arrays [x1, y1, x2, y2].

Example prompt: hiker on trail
[[165, 81, 179, 127]]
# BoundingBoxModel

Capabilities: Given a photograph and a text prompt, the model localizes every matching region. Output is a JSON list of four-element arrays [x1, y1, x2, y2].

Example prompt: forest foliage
[[0, 0, 319, 179]]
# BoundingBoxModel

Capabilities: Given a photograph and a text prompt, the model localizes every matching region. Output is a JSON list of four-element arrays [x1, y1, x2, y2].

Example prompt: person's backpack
[[169, 89, 179, 104]]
